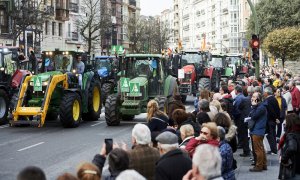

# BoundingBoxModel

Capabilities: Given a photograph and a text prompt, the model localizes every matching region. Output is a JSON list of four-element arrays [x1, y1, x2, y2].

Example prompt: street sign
[[178, 69, 185, 79], [129, 82, 141, 96], [33, 77, 42, 91], [120, 77, 130, 92], [242, 39, 248, 48], [111, 45, 125, 55]]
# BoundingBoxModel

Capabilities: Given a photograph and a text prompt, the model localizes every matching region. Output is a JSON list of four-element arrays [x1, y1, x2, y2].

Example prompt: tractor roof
[[125, 54, 162, 59]]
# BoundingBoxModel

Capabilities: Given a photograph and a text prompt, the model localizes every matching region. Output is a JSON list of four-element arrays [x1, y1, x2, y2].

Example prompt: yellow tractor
[[10, 51, 101, 127]]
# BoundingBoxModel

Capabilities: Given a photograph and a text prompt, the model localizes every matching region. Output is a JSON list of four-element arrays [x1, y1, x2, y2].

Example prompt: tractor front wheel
[[0, 89, 9, 125], [101, 83, 113, 106], [60, 92, 82, 128], [83, 79, 101, 121], [105, 94, 120, 126]]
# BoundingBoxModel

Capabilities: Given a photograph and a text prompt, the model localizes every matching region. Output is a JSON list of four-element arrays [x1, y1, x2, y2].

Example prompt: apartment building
[[122, 0, 140, 50], [0, 0, 13, 46], [161, 8, 175, 49]]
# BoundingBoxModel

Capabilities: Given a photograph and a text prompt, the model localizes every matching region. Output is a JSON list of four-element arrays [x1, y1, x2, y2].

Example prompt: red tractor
[[170, 51, 220, 102], [0, 47, 32, 124]]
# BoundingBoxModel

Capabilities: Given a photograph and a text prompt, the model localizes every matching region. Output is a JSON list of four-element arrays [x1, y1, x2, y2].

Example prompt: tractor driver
[[75, 55, 85, 87]]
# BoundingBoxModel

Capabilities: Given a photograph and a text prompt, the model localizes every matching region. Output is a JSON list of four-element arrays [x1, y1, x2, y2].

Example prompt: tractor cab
[[0, 47, 18, 82], [104, 54, 178, 126], [95, 56, 114, 78]]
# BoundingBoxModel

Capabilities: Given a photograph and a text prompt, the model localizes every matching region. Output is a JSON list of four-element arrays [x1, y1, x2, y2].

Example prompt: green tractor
[[105, 54, 178, 126], [10, 51, 101, 127]]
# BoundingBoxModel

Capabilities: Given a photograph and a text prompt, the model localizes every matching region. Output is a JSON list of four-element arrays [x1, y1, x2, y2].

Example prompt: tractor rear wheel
[[0, 89, 9, 125], [198, 78, 211, 91], [101, 83, 113, 106], [105, 94, 120, 126], [60, 92, 82, 128], [83, 78, 101, 121], [155, 96, 167, 112]]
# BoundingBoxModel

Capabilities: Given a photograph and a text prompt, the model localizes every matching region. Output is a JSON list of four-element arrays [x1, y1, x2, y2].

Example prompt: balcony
[[183, 14, 189, 20], [69, 3, 78, 13], [222, 8, 228, 14], [56, 9, 69, 21], [44, 6, 55, 16], [129, 0, 136, 6], [111, 0, 122, 4]]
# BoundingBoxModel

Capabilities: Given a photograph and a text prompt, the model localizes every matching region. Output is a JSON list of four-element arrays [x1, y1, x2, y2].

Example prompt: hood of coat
[[225, 125, 237, 141]]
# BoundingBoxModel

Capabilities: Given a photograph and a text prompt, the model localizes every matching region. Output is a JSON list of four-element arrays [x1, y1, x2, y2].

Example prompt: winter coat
[[128, 144, 160, 180], [179, 136, 194, 149], [222, 94, 234, 118], [277, 96, 287, 120], [283, 91, 293, 112], [92, 154, 121, 180], [232, 93, 245, 121], [219, 141, 236, 180], [241, 96, 252, 118], [185, 137, 219, 158], [264, 95, 280, 124], [279, 132, 300, 178], [225, 125, 238, 153], [196, 112, 211, 125], [148, 113, 170, 133], [249, 102, 268, 136], [290, 86, 300, 109], [155, 149, 192, 180]]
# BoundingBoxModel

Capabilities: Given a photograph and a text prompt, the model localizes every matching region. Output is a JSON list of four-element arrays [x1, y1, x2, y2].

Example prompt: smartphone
[[105, 138, 113, 155]]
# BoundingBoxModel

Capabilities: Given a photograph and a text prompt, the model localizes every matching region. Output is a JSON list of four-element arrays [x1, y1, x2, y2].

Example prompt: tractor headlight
[[42, 81, 48, 86], [30, 82, 34, 86], [0, 67, 4, 71], [72, 69, 76, 74]]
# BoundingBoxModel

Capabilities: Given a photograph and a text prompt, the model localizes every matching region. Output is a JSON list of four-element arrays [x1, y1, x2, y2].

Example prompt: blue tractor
[[94, 56, 118, 105]]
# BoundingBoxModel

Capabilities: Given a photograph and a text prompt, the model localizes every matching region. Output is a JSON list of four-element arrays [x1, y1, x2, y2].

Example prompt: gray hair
[[180, 124, 195, 137], [198, 99, 210, 111], [158, 143, 179, 152], [132, 123, 151, 145], [247, 86, 255, 94], [264, 87, 273, 95], [254, 86, 262, 93], [235, 85, 243, 93], [193, 144, 222, 179], [116, 170, 146, 180]]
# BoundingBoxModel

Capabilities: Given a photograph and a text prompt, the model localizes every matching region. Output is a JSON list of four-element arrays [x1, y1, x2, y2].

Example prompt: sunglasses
[[200, 131, 209, 135]]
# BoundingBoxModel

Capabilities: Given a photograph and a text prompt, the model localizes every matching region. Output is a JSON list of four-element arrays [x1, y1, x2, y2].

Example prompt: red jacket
[[290, 87, 300, 109], [185, 137, 219, 158]]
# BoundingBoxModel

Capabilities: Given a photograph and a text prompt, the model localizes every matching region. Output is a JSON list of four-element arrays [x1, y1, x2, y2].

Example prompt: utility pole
[[246, 0, 260, 78]]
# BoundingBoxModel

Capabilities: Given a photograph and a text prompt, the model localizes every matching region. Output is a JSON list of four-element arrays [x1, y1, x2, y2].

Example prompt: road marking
[[17, 142, 45, 152], [0, 125, 9, 129], [91, 121, 105, 127]]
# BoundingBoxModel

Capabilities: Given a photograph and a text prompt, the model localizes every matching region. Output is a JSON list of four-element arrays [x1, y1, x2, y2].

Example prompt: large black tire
[[45, 112, 58, 121], [198, 78, 211, 91], [0, 89, 9, 125], [181, 95, 187, 103], [83, 79, 101, 121], [105, 94, 121, 126], [60, 92, 82, 128], [211, 70, 220, 91], [101, 83, 113, 106], [155, 96, 167, 112]]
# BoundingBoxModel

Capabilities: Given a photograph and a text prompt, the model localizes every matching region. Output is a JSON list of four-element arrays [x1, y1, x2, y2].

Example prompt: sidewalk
[[234, 148, 280, 180]]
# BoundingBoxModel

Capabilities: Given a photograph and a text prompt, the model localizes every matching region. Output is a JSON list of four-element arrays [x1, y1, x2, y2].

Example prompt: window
[[58, 23, 62, 36], [45, 21, 48, 35], [52, 22, 56, 35]]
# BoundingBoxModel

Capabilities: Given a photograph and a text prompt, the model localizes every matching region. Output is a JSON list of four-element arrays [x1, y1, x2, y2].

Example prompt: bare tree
[[10, 0, 51, 48], [126, 15, 146, 53], [76, 0, 101, 54], [99, 0, 112, 55]]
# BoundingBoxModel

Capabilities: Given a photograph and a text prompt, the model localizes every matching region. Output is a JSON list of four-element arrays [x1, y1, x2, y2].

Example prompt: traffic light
[[251, 34, 260, 61]]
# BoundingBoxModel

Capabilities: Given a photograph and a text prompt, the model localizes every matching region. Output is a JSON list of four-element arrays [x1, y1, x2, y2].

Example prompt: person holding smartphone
[[249, 92, 268, 172]]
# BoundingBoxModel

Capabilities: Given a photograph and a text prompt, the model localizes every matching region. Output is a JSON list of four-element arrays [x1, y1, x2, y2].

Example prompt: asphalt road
[[0, 96, 195, 180]]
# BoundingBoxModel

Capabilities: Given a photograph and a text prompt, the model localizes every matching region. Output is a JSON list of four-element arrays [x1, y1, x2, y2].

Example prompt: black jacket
[[280, 132, 300, 176], [155, 149, 192, 180], [92, 154, 122, 180], [264, 96, 280, 123]]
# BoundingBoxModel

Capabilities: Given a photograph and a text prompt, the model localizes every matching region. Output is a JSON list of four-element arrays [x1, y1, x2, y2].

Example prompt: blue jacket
[[232, 93, 245, 120], [219, 141, 236, 180], [249, 102, 268, 136], [278, 96, 287, 120]]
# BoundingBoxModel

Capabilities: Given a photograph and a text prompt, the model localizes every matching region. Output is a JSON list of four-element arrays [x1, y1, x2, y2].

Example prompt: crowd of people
[[16, 66, 300, 180]]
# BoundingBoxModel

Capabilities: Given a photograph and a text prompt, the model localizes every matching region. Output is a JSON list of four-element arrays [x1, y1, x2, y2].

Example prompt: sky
[[140, 0, 173, 16]]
